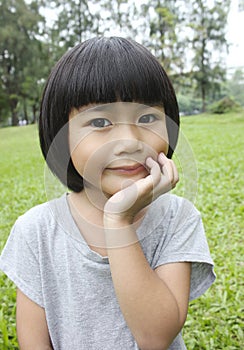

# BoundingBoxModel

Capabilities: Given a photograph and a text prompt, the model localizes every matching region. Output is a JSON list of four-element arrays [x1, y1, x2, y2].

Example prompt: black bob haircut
[[39, 36, 180, 192]]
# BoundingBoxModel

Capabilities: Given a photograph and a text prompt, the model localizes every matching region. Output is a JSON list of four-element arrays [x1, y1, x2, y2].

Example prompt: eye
[[138, 114, 157, 124], [90, 118, 112, 128]]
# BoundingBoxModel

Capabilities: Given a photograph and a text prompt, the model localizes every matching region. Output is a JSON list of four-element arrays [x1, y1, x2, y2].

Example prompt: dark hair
[[39, 36, 179, 192]]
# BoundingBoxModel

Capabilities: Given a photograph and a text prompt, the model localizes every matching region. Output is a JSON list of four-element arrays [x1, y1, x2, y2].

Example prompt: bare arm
[[104, 154, 191, 350], [16, 289, 53, 350], [106, 231, 191, 350]]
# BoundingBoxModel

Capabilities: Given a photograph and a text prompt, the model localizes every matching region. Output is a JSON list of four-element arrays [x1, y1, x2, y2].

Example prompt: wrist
[[103, 213, 139, 248], [103, 212, 134, 229]]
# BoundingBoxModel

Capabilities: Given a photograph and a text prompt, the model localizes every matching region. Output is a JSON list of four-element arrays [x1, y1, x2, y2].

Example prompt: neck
[[67, 185, 148, 255]]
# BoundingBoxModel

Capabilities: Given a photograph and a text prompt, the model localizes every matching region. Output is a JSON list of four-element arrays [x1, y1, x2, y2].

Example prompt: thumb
[[104, 181, 139, 214]]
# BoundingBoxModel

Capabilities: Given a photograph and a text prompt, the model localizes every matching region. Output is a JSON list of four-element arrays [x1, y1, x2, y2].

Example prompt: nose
[[113, 123, 143, 155]]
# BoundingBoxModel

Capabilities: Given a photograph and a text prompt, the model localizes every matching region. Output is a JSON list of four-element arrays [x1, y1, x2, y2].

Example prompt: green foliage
[[227, 68, 244, 107], [141, 0, 182, 73], [208, 96, 242, 114], [0, 0, 233, 125], [177, 93, 202, 115], [98, 0, 136, 37], [45, 0, 98, 50], [0, 0, 47, 125], [0, 113, 244, 348], [187, 0, 230, 112]]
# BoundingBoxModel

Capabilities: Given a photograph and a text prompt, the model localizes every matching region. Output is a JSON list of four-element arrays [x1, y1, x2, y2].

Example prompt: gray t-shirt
[[0, 193, 215, 349]]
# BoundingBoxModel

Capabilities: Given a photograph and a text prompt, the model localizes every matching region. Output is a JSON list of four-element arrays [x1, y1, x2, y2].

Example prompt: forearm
[[18, 335, 54, 350], [106, 227, 183, 350], [17, 289, 53, 350], [103, 155, 188, 349], [19, 346, 53, 350]]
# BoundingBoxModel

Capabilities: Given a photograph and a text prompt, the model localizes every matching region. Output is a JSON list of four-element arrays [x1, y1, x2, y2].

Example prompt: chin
[[102, 175, 147, 197]]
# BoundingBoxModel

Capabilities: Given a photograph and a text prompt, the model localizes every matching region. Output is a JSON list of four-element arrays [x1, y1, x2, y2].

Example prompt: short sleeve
[[0, 219, 44, 307], [152, 197, 216, 301]]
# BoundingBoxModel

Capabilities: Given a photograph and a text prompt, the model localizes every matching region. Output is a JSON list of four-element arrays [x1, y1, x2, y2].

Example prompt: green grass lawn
[[0, 112, 244, 349]]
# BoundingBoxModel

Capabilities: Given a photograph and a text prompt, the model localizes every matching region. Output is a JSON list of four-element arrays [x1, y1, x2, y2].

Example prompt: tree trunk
[[23, 98, 29, 124], [32, 103, 38, 124], [10, 98, 19, 126], [201, 82, 206, 112]]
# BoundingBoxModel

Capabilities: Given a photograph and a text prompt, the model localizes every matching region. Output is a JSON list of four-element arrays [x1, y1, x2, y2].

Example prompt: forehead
[[69, 102, 165, 122]]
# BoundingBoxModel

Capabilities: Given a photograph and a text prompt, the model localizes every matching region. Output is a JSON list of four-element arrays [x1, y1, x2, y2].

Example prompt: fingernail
[[145, 157, 154, 166]]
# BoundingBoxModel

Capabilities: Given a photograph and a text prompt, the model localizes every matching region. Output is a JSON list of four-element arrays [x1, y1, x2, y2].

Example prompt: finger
[[158, 153, 179, 186], [157, 152, 168, 167], [158, 153, 174, 182], [158, 153, 173, 179], [144, 157, 169, 199], [145, 157, 162, 184], [104, 181, 138, 214], [171, 160, 179, 186]]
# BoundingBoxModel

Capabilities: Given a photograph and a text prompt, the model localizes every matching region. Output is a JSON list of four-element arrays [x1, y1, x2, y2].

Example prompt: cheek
[[146, 131, 169, 156], [155, 137, 169, 154], [69, 136, 98, 175], [70, 139, 111, 187], [70, 145, 85, 175], [143, 122, 169, 154]]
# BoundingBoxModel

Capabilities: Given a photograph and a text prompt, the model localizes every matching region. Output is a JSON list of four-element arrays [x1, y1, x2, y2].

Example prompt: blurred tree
[[239, 0, 244, 11], [95, 0, 136, 37], [187, 0, 230, 111], [139, 0, 184, 73], [20, 40, 49, 124], [0, 0, 45, 125], [0, 83, 10, 125], [0, 0, 234, 126], [227, 68, 244, 106], [44, 0, 97, 52]]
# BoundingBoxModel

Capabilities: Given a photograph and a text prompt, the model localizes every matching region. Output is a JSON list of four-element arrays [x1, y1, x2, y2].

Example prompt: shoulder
[[0, 196, 67, 308], [13, 194, 68, 238], [154, 193, 199, 213], [146, 193, 201, 228], [138, 193, 207, 261], [137, 193, 202, 249]]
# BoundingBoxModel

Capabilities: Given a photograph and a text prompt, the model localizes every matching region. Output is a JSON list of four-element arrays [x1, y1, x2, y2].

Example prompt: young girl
[[0, 37, 215, 350]]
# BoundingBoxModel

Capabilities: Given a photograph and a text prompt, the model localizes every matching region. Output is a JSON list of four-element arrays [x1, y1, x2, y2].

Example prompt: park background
[[0, 0, 243, 349]]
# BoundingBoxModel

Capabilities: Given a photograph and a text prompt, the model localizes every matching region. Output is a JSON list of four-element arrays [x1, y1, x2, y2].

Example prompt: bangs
[[54, 37, 174, 111]]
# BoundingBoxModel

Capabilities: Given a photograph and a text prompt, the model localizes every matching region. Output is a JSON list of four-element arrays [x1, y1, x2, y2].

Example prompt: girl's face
[[69, 102, 169, 197]]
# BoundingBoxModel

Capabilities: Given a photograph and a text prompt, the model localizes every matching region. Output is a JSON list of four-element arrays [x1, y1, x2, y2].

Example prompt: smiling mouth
[[106, 164, 148, 175]]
